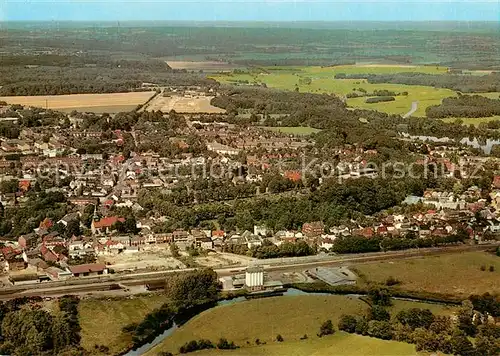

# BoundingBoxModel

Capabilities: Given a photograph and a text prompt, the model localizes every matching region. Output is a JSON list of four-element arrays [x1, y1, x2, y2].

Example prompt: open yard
[[354, 251, 500, 297], [0, 91, 155, 113], [146, 294, 455, 355], [145, 94, 225, 113], [192, 333, 418, 356], [211, 65, 455, 117], [98, 247, 185, 272], [79, 293, 167, 355]]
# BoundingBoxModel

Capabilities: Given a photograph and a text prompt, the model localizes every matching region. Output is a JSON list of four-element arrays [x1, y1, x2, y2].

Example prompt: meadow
[[146, 294, 456, 355], [192, 333, 418, 356], [0, 91, 155, 113], [212, 65, 455, 117], [78, 293, 167, 355], [354, 251, 500, 297]]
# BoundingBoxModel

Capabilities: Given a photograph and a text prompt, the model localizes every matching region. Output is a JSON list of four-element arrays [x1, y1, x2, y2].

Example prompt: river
[[400, 133, 500, 154]]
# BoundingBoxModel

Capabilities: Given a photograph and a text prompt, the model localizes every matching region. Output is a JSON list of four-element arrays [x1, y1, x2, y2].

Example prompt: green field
[[79, 294, 167, 355], [146, 294, 456, 355], [263, 126, 322, 135], [192, 333, 418, 356], [355, 251, 500, 297], [212, 65, 455, 116]]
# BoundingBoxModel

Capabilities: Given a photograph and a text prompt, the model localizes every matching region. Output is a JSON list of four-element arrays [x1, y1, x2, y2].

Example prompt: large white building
[[245, 266, 264, 291]]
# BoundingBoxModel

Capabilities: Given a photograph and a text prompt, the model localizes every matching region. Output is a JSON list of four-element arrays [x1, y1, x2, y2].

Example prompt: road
[[1, 243, 497, 300], [403, 101, 418, 118]]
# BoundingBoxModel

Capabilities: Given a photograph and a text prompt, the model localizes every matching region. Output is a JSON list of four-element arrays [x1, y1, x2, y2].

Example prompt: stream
[[125, 288, 454, 355]]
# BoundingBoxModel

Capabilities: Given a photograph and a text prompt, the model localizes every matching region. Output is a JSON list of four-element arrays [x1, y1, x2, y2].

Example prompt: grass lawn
[[79, 293, 167, 355], [441, 116, 500, 126], [354, 251, 500, 297], [263, 126, 322, 136], [192, 332, 418, 356], [212, 65, 455, 117], [146, 294, 455, 355]]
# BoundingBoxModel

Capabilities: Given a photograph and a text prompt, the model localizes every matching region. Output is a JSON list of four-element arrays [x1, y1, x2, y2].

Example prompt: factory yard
[[98, 245, 185, 272], [0, 91, 155, 113], [195, 252, 257, 268], [144, 94, 225, 113]]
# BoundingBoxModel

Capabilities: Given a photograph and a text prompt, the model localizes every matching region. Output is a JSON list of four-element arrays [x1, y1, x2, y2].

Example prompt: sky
[[1, 0, 499, 22]]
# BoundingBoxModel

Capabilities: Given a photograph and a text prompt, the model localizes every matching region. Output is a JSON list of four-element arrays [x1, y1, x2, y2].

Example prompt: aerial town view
[[0, 0, 499, 355]]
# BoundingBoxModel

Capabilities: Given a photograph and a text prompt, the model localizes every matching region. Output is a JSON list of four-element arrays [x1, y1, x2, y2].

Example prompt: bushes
[[338, 314, 358, 333], [365, 96, 395, 104], [179, 339, 214, 354], [179, 338, 238, 354], [123, 304, 175, 347], [367, 320, 393, 340], [396, 308, 435, 330], [318, 320, 335, 337]]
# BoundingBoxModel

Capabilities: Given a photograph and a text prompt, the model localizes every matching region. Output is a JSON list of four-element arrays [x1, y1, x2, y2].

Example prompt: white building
[[245, 266, 264, 291]]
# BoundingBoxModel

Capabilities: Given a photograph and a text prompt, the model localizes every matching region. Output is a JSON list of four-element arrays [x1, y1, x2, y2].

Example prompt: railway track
[[0, 243, 497, 300]]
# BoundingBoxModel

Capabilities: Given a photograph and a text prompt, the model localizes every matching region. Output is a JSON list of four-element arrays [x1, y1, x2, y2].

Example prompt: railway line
[[0, 243, 497, 300]]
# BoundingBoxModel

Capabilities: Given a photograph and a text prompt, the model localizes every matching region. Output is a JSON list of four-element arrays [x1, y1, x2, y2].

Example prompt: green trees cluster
[[0, 296, 82, 355], [179, 338, 238, 354], [426, 95, 500, 118], [164, 268, 219, 310], [365, 96, 395, 103], [339, 301, 500, 356], [123, 304, 175, 347], [331, 232, 467, 254]]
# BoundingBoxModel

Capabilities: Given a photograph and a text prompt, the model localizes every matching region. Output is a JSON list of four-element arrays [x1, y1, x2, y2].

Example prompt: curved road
[[403, 101, 418, 118]]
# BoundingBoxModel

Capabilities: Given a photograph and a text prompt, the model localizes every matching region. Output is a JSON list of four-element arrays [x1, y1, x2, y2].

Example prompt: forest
[[426, 95, 500, 119], [0, 55, 216, 96], [334, 72, 500, 93]]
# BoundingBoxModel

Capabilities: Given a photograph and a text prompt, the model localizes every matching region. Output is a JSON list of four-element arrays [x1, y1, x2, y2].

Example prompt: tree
[[396, 308, 435, 330], [450, 329, 476, 356], [338, 314, 358, 333], [368, 287, 392, 306], [367, 320, 392, 340], [318, 320, 335, 337], [367, 306, 391, 321], [456, 300, 476, 336], [275, 334, 284, 342], [165, 268, 219, 310]]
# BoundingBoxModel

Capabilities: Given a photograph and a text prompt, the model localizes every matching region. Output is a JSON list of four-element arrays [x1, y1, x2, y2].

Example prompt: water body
[[400, 133, 500, 154]]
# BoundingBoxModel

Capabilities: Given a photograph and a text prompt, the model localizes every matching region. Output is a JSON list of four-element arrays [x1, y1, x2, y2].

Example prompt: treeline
[[330, 232, 468, 254], [338, 297, 500, 356], [334, 72, 500, 93], [365, 96, 395, 104], [0, 295, 82, 355], [426, 95, 500, 118], [225, 240, 316, 259], [179, 338, 238, 354]]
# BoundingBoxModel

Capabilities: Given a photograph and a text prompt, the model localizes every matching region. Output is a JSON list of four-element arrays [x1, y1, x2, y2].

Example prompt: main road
[[1, 242, 497, 300]]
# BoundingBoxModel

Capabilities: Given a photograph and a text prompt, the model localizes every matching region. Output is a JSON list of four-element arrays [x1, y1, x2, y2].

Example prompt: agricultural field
[[211, 65, 455, 116], [0, 92, 155, 113], [146, 294, 455, 355], [354, 251, 500, 297], [166, 60, 240, 72], [263, 126, 322, 136], [79, 294, 167, 355], [145, 94, 225, 113], [192, 333, 418, 356]]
